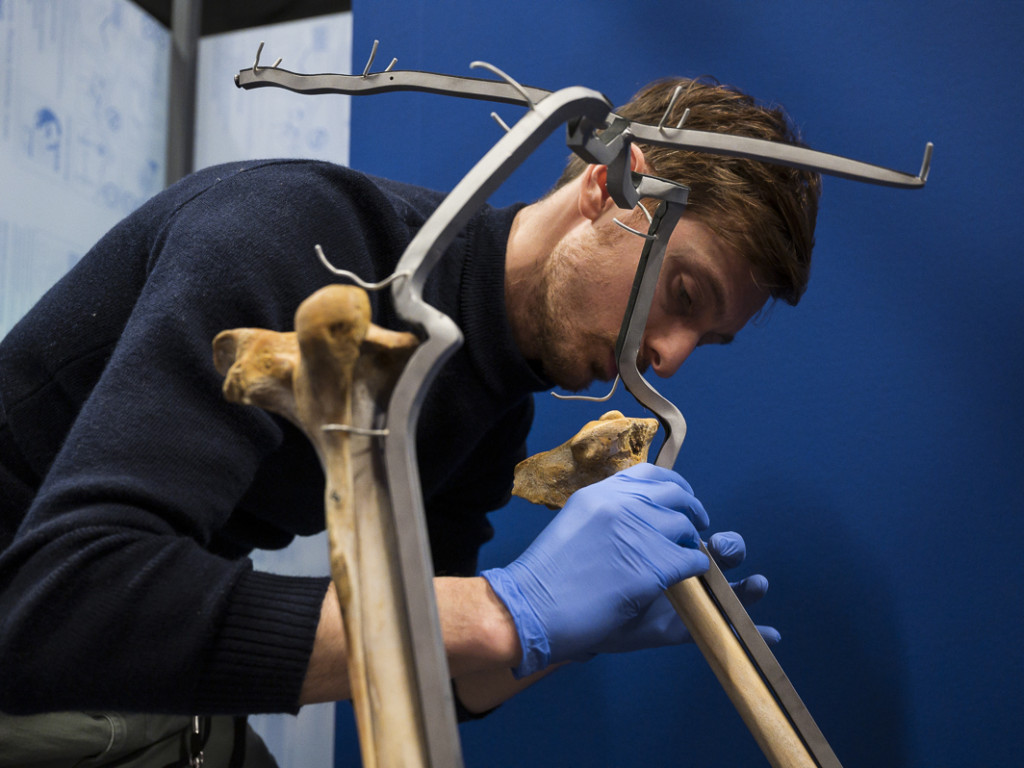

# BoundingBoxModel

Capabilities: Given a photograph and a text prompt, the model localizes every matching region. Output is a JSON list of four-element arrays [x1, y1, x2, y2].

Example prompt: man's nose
[[644, 329, 700, 378]]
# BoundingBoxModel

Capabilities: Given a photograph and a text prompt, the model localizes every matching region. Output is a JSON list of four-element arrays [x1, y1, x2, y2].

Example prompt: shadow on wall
[[719, 475, 911, 767]]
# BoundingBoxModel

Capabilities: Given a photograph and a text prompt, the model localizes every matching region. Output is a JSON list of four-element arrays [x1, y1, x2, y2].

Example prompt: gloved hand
[[481, 463, 710, 678], [585, 530, 780, 656]]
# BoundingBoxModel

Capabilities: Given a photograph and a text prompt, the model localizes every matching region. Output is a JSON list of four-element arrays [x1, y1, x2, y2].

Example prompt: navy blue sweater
[[0, 160, 546, 715]]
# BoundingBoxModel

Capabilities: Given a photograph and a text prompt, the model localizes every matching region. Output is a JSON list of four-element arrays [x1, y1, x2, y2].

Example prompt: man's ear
[[629, 143, 650, 175], [577, 163, 610, 222], [578, 144, 651, 222]]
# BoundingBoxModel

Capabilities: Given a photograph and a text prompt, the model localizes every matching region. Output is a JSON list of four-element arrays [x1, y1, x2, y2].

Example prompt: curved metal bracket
[[613, 187, 690, 468], [377, 86, 613, 768]]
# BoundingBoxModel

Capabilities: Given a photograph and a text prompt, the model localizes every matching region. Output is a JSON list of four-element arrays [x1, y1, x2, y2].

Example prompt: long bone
[[213, 285, 424, 768]]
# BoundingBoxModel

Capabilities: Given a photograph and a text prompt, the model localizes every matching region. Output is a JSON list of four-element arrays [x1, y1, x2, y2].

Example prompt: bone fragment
[[213, 284, 425, 768], [512, 410, 659, 508]]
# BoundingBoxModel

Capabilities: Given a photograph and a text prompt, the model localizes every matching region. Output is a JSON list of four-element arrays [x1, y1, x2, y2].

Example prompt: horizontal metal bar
[[236, 67, 553, 107], [237, 63, 930, 191], [626, 121, 929, 189]]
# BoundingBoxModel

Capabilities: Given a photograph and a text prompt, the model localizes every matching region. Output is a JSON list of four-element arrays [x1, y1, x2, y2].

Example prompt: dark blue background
[[340, 2, 1023, 765]]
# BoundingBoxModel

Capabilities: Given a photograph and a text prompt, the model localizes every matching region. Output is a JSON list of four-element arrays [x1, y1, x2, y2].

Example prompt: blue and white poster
[[0, 0, 168, 335], [195, 14, 352, 171], [0, 0, 352, 338]]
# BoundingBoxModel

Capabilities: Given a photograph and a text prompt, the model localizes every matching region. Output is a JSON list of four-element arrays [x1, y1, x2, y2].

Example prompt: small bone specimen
[[513, 410, 659, 508], [213, 284, 425, 768]]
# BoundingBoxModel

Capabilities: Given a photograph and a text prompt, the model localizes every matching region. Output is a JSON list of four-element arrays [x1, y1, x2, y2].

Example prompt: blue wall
[[344, 2, 1023, 766]]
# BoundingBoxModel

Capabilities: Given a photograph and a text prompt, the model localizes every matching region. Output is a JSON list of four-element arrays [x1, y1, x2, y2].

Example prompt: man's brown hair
[[555, 77, 821, 305]]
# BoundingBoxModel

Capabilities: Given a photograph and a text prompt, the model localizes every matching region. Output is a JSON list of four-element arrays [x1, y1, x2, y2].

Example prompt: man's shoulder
[[169, 160, 445, 228], [176, 158, 367, 203], [184, 160, 442, 199]]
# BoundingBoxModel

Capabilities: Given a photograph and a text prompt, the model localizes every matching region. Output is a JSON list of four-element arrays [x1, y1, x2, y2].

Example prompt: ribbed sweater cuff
[[195, 570, 331, 714]]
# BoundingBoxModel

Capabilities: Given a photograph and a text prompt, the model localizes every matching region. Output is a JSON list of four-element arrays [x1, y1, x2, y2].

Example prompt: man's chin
[[546, 367, 611, 394], [544, 367, 592, 393], [537, 344, 612, 392]]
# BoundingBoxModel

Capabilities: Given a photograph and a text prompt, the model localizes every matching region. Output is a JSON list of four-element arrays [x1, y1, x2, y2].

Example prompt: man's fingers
[[707, 530, 745, 570], [757, 625, 781, 645], [614, 464, 709, 531], [730, 574, 769, 606]]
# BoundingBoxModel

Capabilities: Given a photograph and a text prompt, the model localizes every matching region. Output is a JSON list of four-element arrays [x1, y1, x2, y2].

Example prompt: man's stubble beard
[[528, 233, 619, 392]]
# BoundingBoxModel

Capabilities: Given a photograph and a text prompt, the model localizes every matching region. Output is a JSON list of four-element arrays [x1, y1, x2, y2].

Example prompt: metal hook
[[469, 61, 535, 110], [322, 424, 390, 436], [675, 107, 691, 129], [658, 85, 684, 133], [252, 41, 264, 74], [489, 112, 511, 133], [315, 244, 411, 290], [551, 374, 620, 402], [919, 142, 934, 182], [361, 40, 394, 76], [362, 39, 380, 77], [251, 42, 282, 74], [613, 203, 656, 240]]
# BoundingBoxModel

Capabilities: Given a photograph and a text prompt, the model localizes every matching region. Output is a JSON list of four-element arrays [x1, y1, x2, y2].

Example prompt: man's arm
[[299, 575, 525, 706], [299, 463, 713, 708]]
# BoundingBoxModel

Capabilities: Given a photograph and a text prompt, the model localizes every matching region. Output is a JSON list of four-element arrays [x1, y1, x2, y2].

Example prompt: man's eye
[[677, 283, 693, 315]]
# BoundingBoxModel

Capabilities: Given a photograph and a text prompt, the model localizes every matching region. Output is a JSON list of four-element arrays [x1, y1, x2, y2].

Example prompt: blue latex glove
[[586, 530, 780, 655], [481, 463, 710, 678]]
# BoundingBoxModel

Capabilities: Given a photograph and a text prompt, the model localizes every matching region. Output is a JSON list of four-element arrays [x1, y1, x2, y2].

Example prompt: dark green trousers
[[0, 712, 280, 768]]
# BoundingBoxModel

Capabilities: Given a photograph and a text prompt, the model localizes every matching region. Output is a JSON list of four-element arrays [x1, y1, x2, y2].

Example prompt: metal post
[[166, 0, 202, 186]]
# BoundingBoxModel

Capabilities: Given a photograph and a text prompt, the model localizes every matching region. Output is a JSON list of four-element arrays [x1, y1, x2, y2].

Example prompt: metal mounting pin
[[552, 375, 621, 402], [658, 85, 684, 133], [252, 41, 264, 74], [322, 424, 390, 436], [251, 42, 281, 75], [489, 112, 512, 133], [315, 244, 411, 290], [918, 142, 934, 182], [362, 39, 380, 77], [613, 202, 656, 240], [469, 61, 535, 110]]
